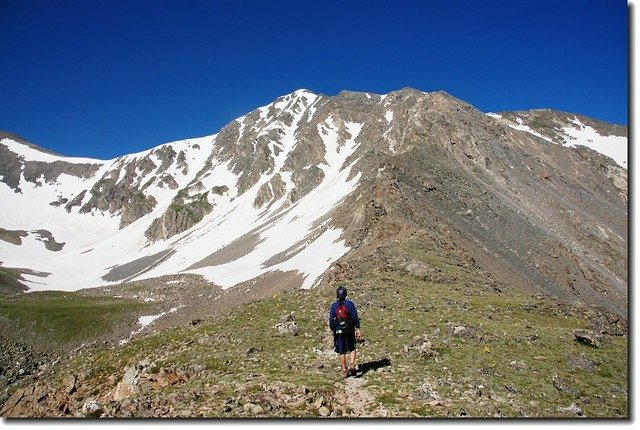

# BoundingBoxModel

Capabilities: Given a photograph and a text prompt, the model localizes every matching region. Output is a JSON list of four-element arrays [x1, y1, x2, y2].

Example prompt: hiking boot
[[340, 368, 349, 379], [348, 366, 357, 376]]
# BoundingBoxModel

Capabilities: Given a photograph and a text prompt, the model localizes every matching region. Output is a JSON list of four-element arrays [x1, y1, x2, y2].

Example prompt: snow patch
[[496, 115, 627, 169], [132, 306, 179, 334], [166, 280, 185, 285], [507, 118, 555, 144], [561, 118, 627, 168], [236, 116, 247, 140]]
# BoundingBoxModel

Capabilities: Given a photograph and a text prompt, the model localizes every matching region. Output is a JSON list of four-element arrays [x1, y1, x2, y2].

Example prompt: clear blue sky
[[0, 0, 628, 159]]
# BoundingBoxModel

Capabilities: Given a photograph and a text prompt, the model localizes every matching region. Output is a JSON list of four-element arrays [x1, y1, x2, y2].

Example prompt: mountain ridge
[[0, 88, 626, 161]]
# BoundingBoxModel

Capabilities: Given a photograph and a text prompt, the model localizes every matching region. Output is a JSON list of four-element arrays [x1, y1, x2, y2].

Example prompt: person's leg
[[339, 354, 348, 377], [349, 349, 357, 373], [339, 353, 347, 370], [336, 335, 349, 377]]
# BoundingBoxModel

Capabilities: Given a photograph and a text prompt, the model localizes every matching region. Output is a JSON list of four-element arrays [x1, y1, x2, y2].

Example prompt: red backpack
[[335, 302, 353, 334]]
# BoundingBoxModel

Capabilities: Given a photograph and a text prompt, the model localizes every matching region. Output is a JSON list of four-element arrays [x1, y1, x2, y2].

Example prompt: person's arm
[[349, 302, 360, 328], [328, 304, 335, 332], [349, 302, 363, 339]]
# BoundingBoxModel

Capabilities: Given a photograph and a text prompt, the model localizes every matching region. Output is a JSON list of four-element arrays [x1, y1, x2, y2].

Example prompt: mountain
[[0, 88, 627, 315], [0, 89, 628, 418]]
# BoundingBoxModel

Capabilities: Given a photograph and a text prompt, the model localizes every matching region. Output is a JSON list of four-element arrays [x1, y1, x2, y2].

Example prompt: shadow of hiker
[[355, 358, 391, 377]]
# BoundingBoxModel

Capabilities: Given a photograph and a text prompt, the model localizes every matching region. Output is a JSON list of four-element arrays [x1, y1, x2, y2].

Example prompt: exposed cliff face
[[145, 190, 214, 242], [0, 89, 627, 315]]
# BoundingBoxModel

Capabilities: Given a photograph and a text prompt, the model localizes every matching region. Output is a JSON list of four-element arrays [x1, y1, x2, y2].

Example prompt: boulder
[[275, 321, 298, 336], [81, 399, 103, 418], [573, 329, 602, 348], [243, 402, 264, 415], [113, 365, 140, 401], [415, 379, 439, 401], [318, 406, 331, 417], [63, 374, 77, 394], [567, 353, 597, 372], [552, 374, 579, 397], [414, 334, 433, 353]]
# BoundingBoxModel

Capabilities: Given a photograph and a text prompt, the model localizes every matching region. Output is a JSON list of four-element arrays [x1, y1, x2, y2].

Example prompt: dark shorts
[[334, 331, 356, 354]]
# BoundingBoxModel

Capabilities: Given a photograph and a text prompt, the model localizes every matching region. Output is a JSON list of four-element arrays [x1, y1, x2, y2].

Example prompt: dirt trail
[[342, 376, 374, 415]]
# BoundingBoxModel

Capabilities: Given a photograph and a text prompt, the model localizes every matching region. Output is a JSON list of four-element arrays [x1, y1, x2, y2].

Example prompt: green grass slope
[[0, 291, 151, 346], [0, 242, 628, 418]]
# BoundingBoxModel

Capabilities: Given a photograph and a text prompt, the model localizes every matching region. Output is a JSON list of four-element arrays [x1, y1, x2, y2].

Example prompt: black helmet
[[336, 286, 347, 300]]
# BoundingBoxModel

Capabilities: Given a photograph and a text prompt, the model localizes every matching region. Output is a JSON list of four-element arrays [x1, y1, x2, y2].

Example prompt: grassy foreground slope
[[0, 240, 628, 418], [0, 291, 151, 346]]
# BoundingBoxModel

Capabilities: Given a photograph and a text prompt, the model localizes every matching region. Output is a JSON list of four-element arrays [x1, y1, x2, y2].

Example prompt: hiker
[[329, 286, 362, 378]]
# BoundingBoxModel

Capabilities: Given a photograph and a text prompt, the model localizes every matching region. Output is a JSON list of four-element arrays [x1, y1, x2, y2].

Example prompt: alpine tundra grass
[[2, 240, 626, 418], [0, 291, 151, 346]]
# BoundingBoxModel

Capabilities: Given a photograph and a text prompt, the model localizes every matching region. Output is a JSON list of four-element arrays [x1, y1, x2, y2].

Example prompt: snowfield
[[0, 90, 363, 292]]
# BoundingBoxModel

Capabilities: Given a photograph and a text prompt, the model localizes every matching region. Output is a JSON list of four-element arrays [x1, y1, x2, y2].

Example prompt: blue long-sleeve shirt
[[328, 299, 360, 332]]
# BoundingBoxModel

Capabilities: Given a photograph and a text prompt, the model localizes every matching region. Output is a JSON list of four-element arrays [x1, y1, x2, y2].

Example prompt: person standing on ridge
[[329, 286, 362, 378]]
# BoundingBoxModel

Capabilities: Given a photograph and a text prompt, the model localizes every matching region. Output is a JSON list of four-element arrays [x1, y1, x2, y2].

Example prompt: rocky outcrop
[[0, 229, 64, 251], [0, 228, 28, 245], [33, 230, 65, 251], [79, 172, 157, 228], [254, 174, 287, 209], [145, 190, 213, 242], [69, 143, 194, 228]]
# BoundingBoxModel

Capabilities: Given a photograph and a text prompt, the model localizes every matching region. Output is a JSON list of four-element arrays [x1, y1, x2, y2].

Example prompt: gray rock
[[113, 365, 140, 401], [145, 190, 213, 242], [81, 399, 103, 418], [559, 403, 584, 416], [453, 326, 467, 336], [318, 406, 331, 417], [243, 402, 264, 415], [567, 353, 597, 372], [63, 374, 77, 394], [573, 329, 602, 348], [552, 373, 579, 397], [211, 185, 229, 195], [313, 396, 325, 409], [275, 321, 299, 336], [509, 360, 528, 372], [415, 380, 439, 400]]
